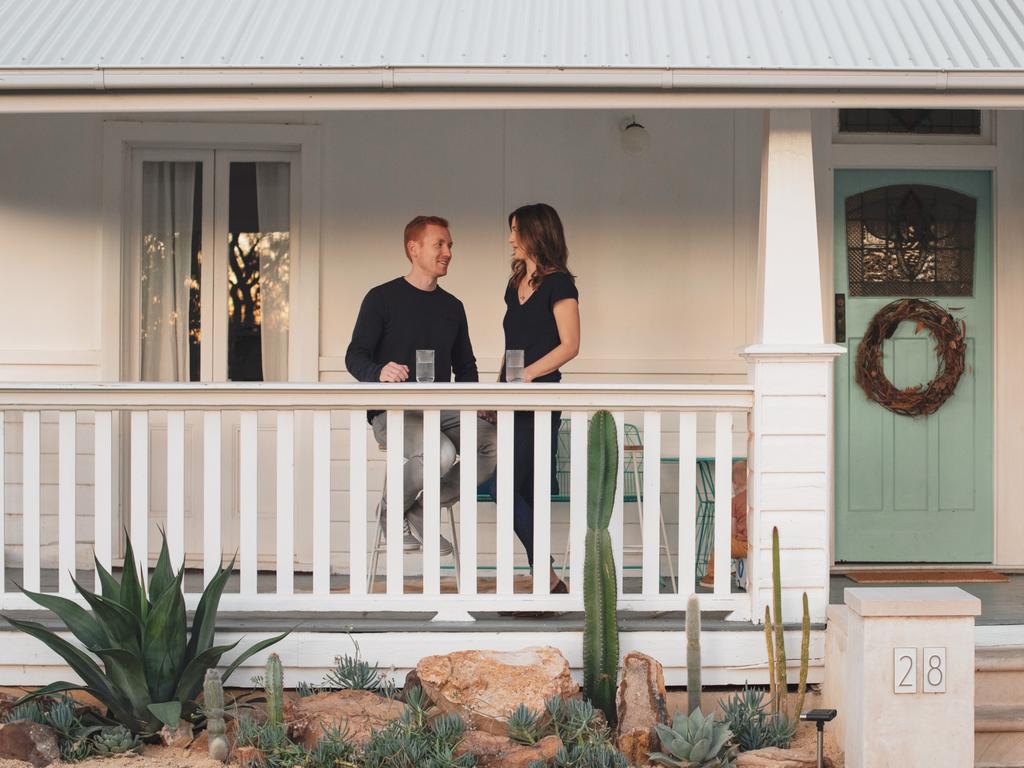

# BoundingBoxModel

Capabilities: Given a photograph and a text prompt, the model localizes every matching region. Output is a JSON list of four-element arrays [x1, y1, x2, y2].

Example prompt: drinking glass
[[416, 349, 435, 383], [505, 349, 525, 383]]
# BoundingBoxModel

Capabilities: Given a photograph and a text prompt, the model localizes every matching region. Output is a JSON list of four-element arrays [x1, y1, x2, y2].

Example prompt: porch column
[[744, 109, 844, 626]]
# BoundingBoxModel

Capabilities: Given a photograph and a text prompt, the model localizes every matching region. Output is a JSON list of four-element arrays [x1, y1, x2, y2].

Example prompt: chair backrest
[[554, 418, 645, 500]]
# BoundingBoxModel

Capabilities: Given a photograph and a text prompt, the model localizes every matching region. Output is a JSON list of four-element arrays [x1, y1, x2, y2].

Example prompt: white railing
[[0, 383, 754, 621]]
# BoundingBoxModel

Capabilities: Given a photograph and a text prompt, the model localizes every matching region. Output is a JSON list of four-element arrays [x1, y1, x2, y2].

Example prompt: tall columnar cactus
[[686, 594, 702, 716], [203, 669, 229, 762], [583, 410, 620, 725], [763, 527, 812, 721], [265, 653, 284, 727]]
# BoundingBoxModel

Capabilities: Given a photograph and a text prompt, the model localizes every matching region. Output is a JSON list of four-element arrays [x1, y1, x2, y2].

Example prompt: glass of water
[[416, 349, 435, 383], [505, 349, 525, 383]]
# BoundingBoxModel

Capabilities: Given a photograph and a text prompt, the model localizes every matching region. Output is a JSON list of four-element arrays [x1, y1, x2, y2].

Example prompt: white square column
[[745, 109, 844, 625]]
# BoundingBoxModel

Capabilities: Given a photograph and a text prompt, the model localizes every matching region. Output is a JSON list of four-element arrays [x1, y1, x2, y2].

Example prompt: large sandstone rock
[[416, 647, 577, 736], [615, 651, 669, 764], [454, 732, 563, 767], [0, 721, 60, 767], [286, 690, 407, 749], [736, 747, 834, 767]]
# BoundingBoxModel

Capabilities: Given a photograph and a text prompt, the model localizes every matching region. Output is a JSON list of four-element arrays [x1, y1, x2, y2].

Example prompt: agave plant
[[3, 532, 289, 735], [650, 709, 738, 768]]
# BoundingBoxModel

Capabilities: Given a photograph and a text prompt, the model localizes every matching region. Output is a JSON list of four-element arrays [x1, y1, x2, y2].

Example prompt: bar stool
[[366, 494, 462, 594]]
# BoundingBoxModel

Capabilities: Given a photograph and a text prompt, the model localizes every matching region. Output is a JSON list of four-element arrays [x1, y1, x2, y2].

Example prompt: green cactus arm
[[265, 653, 284, 726], [686, 594, 702, 717], [771, 527, 788, 714], [795, 591, 811, 720], [586, 412, 618, 529], [764, 605, 777, 714]]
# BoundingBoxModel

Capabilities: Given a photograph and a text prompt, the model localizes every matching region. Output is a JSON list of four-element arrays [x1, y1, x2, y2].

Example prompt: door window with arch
[[844, 184, 977, 298]]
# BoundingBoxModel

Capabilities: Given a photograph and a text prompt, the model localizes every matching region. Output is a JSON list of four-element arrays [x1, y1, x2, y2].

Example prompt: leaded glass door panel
[[834, 170, 993, 562]]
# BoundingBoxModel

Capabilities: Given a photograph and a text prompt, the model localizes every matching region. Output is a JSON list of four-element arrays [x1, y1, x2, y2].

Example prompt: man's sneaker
[[406, 505, 454, 557], [380, 503, 422, 552]]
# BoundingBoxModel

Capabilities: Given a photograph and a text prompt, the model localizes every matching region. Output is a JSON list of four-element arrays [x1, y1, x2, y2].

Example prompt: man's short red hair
[[403, 215, 450, 258]]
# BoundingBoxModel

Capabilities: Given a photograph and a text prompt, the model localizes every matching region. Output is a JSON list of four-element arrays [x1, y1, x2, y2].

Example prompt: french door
[[125, 148, 311, 571]]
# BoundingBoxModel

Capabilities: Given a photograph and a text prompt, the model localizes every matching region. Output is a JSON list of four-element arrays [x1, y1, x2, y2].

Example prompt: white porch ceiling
[[2, 0, 1023, 73]]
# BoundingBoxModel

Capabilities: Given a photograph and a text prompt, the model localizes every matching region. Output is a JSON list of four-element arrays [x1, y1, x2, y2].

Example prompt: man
[[346, 215, 497, 553]]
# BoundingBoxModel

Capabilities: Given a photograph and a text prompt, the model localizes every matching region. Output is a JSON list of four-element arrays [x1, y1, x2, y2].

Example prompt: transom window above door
[[838, 109, 982, 135], [132, 150, 295, 383], [844, 184, 977, 297]]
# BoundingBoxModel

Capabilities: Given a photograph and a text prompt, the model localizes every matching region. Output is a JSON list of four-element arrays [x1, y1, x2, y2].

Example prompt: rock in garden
[[160, 718, 194, 747], [454, 731, 517, 765], [615, 651, 669, 764], [0, 720, 60, 767], [492, 735, 563, 768], [402, 668, 422, 697], [287, 690, 407, 749], [234, 745, 265, 768], [736, 747, 834, 767], [416, 647, 578, 736]]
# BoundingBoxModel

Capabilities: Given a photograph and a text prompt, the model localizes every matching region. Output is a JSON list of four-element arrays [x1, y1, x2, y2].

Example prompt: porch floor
[[829, 574, 1024, 626]]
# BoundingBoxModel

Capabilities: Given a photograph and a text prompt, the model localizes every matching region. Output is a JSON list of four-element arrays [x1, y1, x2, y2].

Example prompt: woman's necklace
[[518, 272, 536, 304]]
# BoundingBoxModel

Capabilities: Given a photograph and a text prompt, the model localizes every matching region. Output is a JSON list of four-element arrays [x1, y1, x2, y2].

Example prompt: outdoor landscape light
[[620, 115, 650, 155], [800, 709, 837, 768]]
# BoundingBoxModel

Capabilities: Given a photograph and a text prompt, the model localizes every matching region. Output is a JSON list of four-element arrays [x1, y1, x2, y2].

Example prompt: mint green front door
[[834, 170, 993, 562]]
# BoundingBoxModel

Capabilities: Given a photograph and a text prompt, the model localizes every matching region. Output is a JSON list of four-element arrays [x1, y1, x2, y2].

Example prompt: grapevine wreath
[[854, 298, 967, 418]]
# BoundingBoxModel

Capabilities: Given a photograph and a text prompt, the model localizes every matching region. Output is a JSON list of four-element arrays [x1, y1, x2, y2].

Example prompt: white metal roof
[[1, 0, 1023, 91]]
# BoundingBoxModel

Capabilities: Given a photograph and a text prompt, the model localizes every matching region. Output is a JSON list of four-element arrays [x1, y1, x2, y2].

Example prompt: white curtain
[[140, 162, 196, 382], [254, 162, 291, 382]]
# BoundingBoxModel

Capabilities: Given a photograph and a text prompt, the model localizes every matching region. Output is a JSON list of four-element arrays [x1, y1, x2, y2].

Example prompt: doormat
[[844, 569, 1009, 584]]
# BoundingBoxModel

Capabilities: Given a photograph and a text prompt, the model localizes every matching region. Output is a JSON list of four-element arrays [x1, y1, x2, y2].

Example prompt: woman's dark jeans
[[478, 410, 561, 569]]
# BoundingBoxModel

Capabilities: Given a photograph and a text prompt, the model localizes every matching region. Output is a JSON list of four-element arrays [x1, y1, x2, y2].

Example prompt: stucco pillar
[[744, 110, 844, 625], [825, 588, 980, 768]]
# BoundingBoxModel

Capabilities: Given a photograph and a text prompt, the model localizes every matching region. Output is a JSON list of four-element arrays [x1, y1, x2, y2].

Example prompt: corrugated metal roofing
[[2, 0, 1024, 71]]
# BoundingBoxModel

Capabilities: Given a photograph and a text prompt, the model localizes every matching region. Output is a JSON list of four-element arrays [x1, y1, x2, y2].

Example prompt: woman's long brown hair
[[508, 203, 575, 289]]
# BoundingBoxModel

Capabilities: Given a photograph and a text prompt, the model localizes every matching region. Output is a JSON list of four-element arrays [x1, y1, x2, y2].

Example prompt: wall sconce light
[[620, 115, 650, 155]]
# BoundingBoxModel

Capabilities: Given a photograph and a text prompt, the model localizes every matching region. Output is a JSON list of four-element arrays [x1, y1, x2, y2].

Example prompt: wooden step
[[976, 705, 1024, 733], [977, 647, 1024, 708]]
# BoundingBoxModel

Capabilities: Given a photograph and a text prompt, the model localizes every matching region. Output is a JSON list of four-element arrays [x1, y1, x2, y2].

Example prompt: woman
[[482, 203, 580, 594]]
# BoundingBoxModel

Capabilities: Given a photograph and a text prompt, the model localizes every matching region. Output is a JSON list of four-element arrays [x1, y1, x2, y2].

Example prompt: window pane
[[839, 109, 981, 135], [140, 162, 203, 382], [845, 184, 976, 297], [227, 162, 291, 382]]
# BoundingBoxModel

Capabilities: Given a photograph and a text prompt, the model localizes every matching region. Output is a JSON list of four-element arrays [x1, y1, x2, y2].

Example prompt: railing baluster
[[569, 411, 586, 596], [677, 412, 698, 593], [203, 411, 221, 586], [130, 411, 148, 583], [496, 410, 514, 596], [348, 410, 367, 596], [276, 411, 294, 596], [422, 410, 441, 596], [385, 410, 404, 596], [313, 411, 331, 596], [532, 411, 551, 596], [612, 412, 625, 596], [714, 412, 733, 597], [58, 412, 76, 595], [458, 411, 477, 596], [166, 411, 184, 571], [94, 411, 112, 590], [641, 411, 661, 597], [0, 412, 4, 595], [22, 411, 40, 592], [239, 412, 257, 596]]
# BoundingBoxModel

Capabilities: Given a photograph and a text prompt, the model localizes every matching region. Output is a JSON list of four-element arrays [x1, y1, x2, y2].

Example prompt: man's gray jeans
[[371, 411, 497, 515]]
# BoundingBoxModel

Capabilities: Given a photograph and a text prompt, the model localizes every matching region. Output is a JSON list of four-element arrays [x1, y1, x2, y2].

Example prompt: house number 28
[[893, 647, 947, 694]]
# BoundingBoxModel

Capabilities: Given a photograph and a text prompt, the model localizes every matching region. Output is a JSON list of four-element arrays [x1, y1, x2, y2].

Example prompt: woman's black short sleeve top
[[501, 271, 579, 383]]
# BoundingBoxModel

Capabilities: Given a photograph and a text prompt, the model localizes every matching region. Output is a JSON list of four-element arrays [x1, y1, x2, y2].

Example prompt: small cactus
[[204, 668, 230, 762], [686, 594, 702, 716], [92, 724, 142, 756], [582, 411, 620, 725], [265, 653, 285, 727], [763, 527, 812, 721]]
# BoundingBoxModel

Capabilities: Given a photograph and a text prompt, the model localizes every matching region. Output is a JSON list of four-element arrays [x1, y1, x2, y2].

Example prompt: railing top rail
[[0, 382, 754, 412]]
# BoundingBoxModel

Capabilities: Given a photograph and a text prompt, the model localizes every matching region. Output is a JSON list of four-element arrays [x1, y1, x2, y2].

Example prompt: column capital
[[742, 343, 846, 363]]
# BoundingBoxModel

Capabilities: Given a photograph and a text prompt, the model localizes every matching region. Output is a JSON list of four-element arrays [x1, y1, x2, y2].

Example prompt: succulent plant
[[719, 686, 795, 752], [650, 709, 737, 767], [583, 411, 620, 724], [204, 669, 229, 762], [686, 594, 702, 716], [92, 724, 142, 756], [2, 531, 289, 734], [508, 703, 544, 745], [265, 653, 284, 727]]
